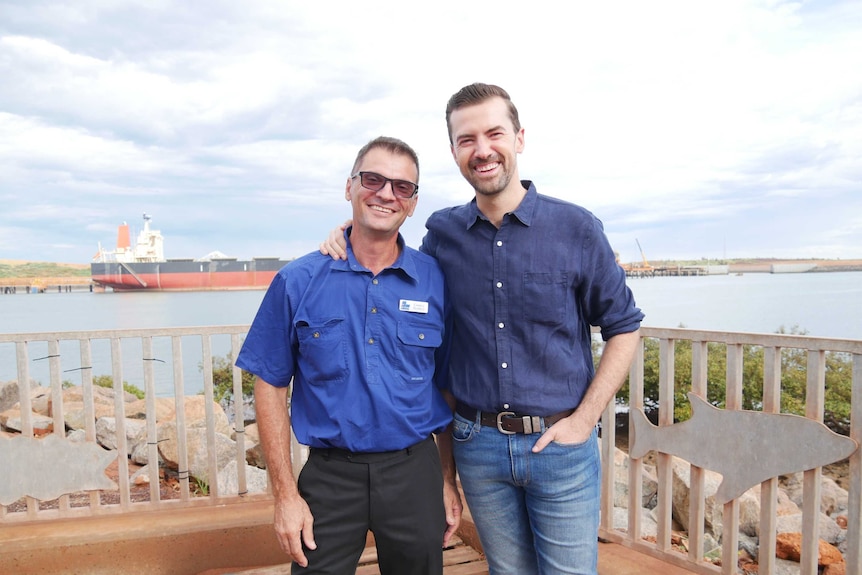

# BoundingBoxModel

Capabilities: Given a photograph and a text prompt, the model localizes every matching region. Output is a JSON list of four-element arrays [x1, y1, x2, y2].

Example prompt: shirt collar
[[338, 226, 418, 281], [467, 180, 537, 229]]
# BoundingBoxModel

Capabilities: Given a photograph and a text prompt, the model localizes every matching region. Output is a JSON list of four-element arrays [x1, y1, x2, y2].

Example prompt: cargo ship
[[90, 214, 290, 291]]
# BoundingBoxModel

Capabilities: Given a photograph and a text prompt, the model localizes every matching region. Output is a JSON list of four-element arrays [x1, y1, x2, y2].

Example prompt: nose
[[375, 180, 397, 200], [474, 135, 493, 158]]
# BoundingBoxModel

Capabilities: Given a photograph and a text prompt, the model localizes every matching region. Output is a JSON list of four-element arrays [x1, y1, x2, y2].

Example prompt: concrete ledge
[[0, 499, 287, 575]]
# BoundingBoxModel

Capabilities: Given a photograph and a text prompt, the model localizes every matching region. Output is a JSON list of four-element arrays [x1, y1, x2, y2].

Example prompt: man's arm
[[255, 377, 316, 566], [437, 390, 462, 547], [532, 329, 641, 453]]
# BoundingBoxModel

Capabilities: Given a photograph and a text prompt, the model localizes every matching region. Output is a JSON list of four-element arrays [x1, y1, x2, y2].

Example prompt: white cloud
[[0, 0, 860, 262]]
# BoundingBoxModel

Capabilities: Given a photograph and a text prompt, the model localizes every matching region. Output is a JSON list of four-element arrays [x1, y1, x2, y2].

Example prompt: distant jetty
[[621, 258, 862, 278]]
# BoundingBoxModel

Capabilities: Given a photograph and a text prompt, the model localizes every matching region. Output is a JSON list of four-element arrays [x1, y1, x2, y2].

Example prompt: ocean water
[[626, 271, 862, 339], [1, 272, 860, 395]]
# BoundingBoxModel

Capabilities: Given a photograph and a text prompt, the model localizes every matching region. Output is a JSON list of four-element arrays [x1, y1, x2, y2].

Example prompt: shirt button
[[313, 332, 320, 338], [418, 333, 425, 340], [498, 322, 504, 329], [501, 362, 508, 369], [503, 403, 510, 409], [496, 240, 503, 247], [368, 338, 374, 344], [496, 281, 503, 288], [371, 307, 377, 313], [372, 279, 379, 285]]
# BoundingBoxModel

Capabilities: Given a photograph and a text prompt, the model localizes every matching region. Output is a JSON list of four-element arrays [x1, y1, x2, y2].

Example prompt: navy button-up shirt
[[421, 181, 643, 416], [236, 233, 453, 452]]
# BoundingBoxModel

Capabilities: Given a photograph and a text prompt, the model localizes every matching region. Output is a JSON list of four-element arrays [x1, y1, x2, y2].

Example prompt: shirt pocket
[[296, 318, 348, 384], [396, 320, 442, 384], [522, 272, 568, 325]]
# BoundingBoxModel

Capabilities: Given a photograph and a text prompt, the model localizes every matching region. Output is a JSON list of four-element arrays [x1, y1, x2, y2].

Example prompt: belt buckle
[[496, 411, 516, 435]]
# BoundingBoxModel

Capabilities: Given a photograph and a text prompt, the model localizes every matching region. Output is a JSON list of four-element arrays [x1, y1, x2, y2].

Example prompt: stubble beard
[[465, 163, 512, 198]]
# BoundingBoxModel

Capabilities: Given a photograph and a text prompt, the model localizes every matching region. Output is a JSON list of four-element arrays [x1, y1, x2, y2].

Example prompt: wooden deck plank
[[216, 536, 488, 575]]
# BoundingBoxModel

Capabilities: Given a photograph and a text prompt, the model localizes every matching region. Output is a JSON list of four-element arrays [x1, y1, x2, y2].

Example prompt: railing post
[[847, 353, 862, 575], [656, 338, 675, 552], [798, 350, 826, 575]]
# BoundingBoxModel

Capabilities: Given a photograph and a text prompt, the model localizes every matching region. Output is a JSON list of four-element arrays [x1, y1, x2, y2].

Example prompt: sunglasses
[[351, 171, 419, 199]]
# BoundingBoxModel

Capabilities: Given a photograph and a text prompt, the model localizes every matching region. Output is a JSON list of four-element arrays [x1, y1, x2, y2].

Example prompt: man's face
[[345, 147, 418, 238], [449, 97, 524, 197]]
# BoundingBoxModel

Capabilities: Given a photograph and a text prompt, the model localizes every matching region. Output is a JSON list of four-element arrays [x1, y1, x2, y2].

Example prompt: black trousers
[[292, 436, 445, 575]]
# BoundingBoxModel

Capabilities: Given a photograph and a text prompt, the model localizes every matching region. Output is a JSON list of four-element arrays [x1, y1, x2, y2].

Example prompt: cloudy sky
[[1, 0, 861, 266]]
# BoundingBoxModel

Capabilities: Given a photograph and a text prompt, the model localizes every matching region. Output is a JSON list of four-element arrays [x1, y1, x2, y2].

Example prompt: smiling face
[[449, 96, 525, 198], [345, 147, 418, 239]]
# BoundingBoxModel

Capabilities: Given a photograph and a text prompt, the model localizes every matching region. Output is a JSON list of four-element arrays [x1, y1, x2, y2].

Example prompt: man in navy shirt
[[237, 136, 459, 575], [323, 85, 644, 575]]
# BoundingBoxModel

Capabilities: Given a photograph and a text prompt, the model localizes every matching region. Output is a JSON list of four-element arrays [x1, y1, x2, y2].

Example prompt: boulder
[[775, 532, 844, 566], [95, 416, 147, 451], [782, 472, 849, 517], [613, 447, 658, 509], [775, 512, 845, 547], [0, 408, 54, 435], [157, 423, 238, 484], [125, 397, 175, 422], [217, 459, 269, 496]]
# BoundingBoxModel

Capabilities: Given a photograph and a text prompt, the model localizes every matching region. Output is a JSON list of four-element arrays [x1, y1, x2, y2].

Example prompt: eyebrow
[[456, 124, 508, 142]]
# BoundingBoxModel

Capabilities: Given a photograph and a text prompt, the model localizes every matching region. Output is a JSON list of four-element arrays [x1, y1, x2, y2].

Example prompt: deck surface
[[198, 537, 701, 575]]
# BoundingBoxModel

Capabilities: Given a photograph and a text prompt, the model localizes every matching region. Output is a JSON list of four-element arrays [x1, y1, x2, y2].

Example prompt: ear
[[345, 178, 352, 201], [450, 144, 457, 162], [515, 128, 525, 154], [406, 194, 418, 218]]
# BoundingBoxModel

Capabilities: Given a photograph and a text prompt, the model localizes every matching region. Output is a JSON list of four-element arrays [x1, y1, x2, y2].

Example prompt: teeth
[[476, 162, 499, 173], [370, 205, 395, 214]]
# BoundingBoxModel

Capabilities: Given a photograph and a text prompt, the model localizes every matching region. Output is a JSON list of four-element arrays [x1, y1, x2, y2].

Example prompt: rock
[[246, 442, 266, 468], [775, 532, 844, 566], [824, 562, 846, 575], [236, 422, 260, 445], [670, 456, 757, 539], [28, 386, 52, 415], [775, 513, 845, 546], [738, 532, 759, 561], [57, 384, 137, 411], [0, 408, 54, 435], [95, 416, 147, 451], [613, 447, 658, 509], [130, 465, 157, 486], [0, 380, 21, 413], [125, 397, 175, 421], [66, 428, 87, 443], [612, 506, 657, 538], [157, 424, 237, 484], [217, 459, 269, 496], [162, 395, 231, 436], [62, 401, 116, 431], [781, 472, 849, 516]]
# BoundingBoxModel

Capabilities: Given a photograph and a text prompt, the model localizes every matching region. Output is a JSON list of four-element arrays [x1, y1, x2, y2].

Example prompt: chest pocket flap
[[397, 322, 443, 348]]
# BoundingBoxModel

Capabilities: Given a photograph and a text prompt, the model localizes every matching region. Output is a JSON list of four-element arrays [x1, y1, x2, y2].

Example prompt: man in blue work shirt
[[237, 136, 459, 575], [322, 84, 644, 575]]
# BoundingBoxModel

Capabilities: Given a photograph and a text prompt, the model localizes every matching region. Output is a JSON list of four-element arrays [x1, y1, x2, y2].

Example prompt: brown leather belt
[[455, 404, 574, 435]]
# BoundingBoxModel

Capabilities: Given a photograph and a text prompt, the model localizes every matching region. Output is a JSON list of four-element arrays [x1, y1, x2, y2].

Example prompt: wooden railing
[[2, 326, 861, 575], [599, 327, 862, 575]]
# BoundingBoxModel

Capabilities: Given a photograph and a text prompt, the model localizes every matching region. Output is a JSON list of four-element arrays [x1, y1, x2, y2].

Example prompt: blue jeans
[[452, 412, 600, 575]]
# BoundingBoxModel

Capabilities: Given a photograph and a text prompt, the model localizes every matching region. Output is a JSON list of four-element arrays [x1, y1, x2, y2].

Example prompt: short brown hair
[[445, 83, 521, 143], [351, 136, 420, 180]]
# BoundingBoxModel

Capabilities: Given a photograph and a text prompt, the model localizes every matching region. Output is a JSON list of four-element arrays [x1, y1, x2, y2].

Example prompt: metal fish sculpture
[[0, 434, 117, 505], [629, 393, 858, 504]]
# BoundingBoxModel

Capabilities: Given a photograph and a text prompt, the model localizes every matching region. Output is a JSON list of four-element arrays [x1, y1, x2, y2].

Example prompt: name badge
[[399, 299, 429, 314]]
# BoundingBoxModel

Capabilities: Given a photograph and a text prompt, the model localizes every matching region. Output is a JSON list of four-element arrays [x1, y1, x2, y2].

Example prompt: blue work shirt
[[421, 181, 644, 416], [236, 232, 453, 452]]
